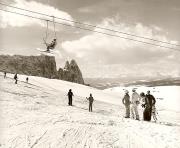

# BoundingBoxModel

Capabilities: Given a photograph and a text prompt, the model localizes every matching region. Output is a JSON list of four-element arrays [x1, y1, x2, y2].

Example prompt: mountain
[[0, 54, 84, 84], [57, 60, 84, 84], [85, 77, 180, 89]]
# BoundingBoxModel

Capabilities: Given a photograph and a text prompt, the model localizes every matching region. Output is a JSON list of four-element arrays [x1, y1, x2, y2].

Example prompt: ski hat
[[132, 88, 136, 92], [125, 90, 129, 93], [140, 92, 145, 97]]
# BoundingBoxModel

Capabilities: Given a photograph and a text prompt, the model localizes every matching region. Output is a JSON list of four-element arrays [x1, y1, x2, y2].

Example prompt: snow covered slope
[[0, 73, 180, 148]]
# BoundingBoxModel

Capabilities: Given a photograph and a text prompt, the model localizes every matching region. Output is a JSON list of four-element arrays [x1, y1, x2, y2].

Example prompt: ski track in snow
[[0, 74, 180, 148]]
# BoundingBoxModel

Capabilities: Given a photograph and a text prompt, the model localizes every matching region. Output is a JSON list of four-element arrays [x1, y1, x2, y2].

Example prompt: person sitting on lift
[[47, 38, 57, 51]]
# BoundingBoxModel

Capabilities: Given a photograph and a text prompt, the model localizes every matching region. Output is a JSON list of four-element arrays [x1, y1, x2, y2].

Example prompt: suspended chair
[[43, 16, 57, 52]]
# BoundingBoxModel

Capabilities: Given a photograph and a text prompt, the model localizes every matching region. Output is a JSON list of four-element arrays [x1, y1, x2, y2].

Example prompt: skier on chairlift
[[46, 38, 57, 52], [43, 16, 57, 52]]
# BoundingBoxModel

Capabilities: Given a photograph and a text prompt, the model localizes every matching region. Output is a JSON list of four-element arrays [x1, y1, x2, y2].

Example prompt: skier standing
[[26, 77, 29, 83], [140, 92, 150, 121], [145, 90, 156, 121], [67, 89, 74, 106], [86, 93, 94, 112], [122, 90, 131, 118], [131, 89, 141, 120], [14, 73, 18, 84], [4, 72, 6, 78]]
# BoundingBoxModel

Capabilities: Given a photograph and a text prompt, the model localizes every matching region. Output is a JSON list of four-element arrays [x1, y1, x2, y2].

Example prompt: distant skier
[[122, 90, 131, 118], [14, 73, 18, 84], [145, 90, 156, 121], [67, 89, 74, 106], [131, 89, 141, 120], [4, 72, 6, 78], [86, 93, 94, 112], [26, 77, 29, 83]]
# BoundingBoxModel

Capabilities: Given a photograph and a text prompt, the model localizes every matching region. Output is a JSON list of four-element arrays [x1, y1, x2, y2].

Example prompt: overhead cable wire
[[0, 1, 179, 47], [0, 8, 180, 52]]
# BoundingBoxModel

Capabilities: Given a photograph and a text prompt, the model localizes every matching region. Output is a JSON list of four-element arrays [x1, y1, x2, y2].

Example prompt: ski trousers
[[125, 105, 130, 117], [89, 102, 93, 112], [131, 104, 139, 120]]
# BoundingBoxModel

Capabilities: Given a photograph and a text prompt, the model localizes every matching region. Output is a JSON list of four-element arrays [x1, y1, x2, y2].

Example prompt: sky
[[0, 0, 180, 78]]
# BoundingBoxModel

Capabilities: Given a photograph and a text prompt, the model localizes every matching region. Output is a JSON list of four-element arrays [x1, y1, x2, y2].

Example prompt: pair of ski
[[36, 48, 55, 56]]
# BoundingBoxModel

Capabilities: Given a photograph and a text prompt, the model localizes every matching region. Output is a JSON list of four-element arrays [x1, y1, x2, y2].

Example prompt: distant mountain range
[[85, 77, 180, 89]]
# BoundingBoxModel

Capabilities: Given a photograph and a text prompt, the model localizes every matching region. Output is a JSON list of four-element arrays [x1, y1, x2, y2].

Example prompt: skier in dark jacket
[[26, 77, 29, 83], [122, 90, 131, 118], [14, 73, 18, 84], [140, 92, 150, 121], [86, 93, 94, 112], [140, 91, 156, 121], [4, 72, 7, 78], [47, 39, 57, 52], [67, 89, 74, 106], [145, 90, 156, 121]]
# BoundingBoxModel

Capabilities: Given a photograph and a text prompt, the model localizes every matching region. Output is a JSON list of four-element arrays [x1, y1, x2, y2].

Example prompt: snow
[[0, 72, 180, 148]]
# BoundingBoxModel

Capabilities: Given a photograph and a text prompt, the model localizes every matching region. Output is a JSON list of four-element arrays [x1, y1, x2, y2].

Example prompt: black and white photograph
[[0, 0, 180, 147]]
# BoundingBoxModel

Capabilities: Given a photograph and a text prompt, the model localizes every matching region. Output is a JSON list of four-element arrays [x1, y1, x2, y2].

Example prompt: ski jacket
[[131, 92, 141, 104], [146, 94, 156, 107], [87, 96, 94, 103], [122, 93, 130, 106], [68, 91, 73, 98], [14, 74, 17, 80]]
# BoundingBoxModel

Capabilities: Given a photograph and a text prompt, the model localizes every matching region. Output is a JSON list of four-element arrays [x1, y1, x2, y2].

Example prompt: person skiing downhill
[[86, 93, 94, 112], [131, 89, 141, 120], [122, 90, 131, 118], [67, 89, 74, 106]]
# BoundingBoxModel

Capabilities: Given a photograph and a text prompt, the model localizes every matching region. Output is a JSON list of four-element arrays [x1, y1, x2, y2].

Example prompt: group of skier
[[67, 89, 94, 112], [4, 72, 29, 84], [122, 89, 157, 121]]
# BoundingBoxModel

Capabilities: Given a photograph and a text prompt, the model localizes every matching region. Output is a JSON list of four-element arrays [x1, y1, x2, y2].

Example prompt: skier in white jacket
[[131, 89, 141, 120]]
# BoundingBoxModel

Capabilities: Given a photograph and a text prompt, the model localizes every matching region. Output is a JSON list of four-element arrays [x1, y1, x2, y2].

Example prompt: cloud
[[0, 0, 74, 28], [61, 17, 180, 78], [77, 7, 94, 13], [62, 17, 178, 64]]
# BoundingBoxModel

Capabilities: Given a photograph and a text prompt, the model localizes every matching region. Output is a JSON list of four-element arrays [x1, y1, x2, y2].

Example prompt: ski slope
[[0, 73, 180, 148]]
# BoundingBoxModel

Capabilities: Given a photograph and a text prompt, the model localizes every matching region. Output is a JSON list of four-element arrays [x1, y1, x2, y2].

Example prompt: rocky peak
[[0, 55, 84, 84], [64, 61, 70, 71], [57, 59, 84, 84]]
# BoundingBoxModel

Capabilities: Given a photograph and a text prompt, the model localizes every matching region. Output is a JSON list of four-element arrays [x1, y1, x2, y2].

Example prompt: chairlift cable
[[52, 16, 57, 39], [0, 1, 179, 47], [0, 8, 180, 52]]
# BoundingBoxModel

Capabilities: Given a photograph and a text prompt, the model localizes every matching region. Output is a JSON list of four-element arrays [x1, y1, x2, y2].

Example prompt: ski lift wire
[[0, 8, 180, 52], [52, 16, 57, 39], [44, 20, 49, 42], [0, 1, 179, 47]]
